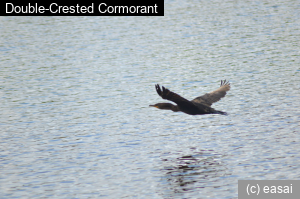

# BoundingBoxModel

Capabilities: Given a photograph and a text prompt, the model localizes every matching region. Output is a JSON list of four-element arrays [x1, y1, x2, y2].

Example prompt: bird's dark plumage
[[150, 80, 230, 115]]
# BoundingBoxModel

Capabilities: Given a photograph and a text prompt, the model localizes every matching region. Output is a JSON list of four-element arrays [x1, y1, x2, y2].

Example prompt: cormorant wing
[[191, 80, 230, 106], [155, 84, 192, 107]]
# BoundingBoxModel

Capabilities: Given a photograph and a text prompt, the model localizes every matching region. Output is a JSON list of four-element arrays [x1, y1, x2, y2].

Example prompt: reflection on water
[[1, 0, 300, 198], [159, 149, 228, 198]]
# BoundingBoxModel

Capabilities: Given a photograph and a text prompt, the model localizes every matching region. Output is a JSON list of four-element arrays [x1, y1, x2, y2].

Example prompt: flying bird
[[150, 80, 230, 115]]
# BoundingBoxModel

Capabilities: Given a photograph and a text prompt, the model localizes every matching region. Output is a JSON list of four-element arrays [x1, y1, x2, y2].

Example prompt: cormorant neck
[[170, 104, 180, 112], [161, 103, 180, 112], [150, 103, 180, 112]]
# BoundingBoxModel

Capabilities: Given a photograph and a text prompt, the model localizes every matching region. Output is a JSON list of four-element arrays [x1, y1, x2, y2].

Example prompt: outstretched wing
[[155, 84, 191, 106], [191, 80, 230, 106]]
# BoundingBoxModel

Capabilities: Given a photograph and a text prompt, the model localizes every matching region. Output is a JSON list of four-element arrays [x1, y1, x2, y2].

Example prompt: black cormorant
[[150, 80, 230, 115]]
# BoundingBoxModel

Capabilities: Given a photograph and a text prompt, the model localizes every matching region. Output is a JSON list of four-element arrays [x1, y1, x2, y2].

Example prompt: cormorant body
[[149, 80, 230, 115]]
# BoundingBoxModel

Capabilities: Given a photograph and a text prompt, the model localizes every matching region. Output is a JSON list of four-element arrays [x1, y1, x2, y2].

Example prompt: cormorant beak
[[149, 105, 158, 108]]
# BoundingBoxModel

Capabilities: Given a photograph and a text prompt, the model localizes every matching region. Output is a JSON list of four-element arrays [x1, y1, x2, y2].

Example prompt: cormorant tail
[[214, 110, 228, 115]]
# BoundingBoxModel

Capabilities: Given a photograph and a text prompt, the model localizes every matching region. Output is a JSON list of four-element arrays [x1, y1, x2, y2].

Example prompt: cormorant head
[[149, 103, 179, 112]]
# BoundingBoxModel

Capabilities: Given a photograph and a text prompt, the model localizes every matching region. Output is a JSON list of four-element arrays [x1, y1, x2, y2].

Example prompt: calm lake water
[[1, 0, 300, 198]]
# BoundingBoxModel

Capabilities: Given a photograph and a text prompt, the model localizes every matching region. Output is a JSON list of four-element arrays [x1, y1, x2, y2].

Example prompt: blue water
[[1, 0, 300, 198]]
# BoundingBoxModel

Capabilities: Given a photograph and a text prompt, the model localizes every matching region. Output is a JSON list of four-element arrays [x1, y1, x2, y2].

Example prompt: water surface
[[1, 0, 300, 198]]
